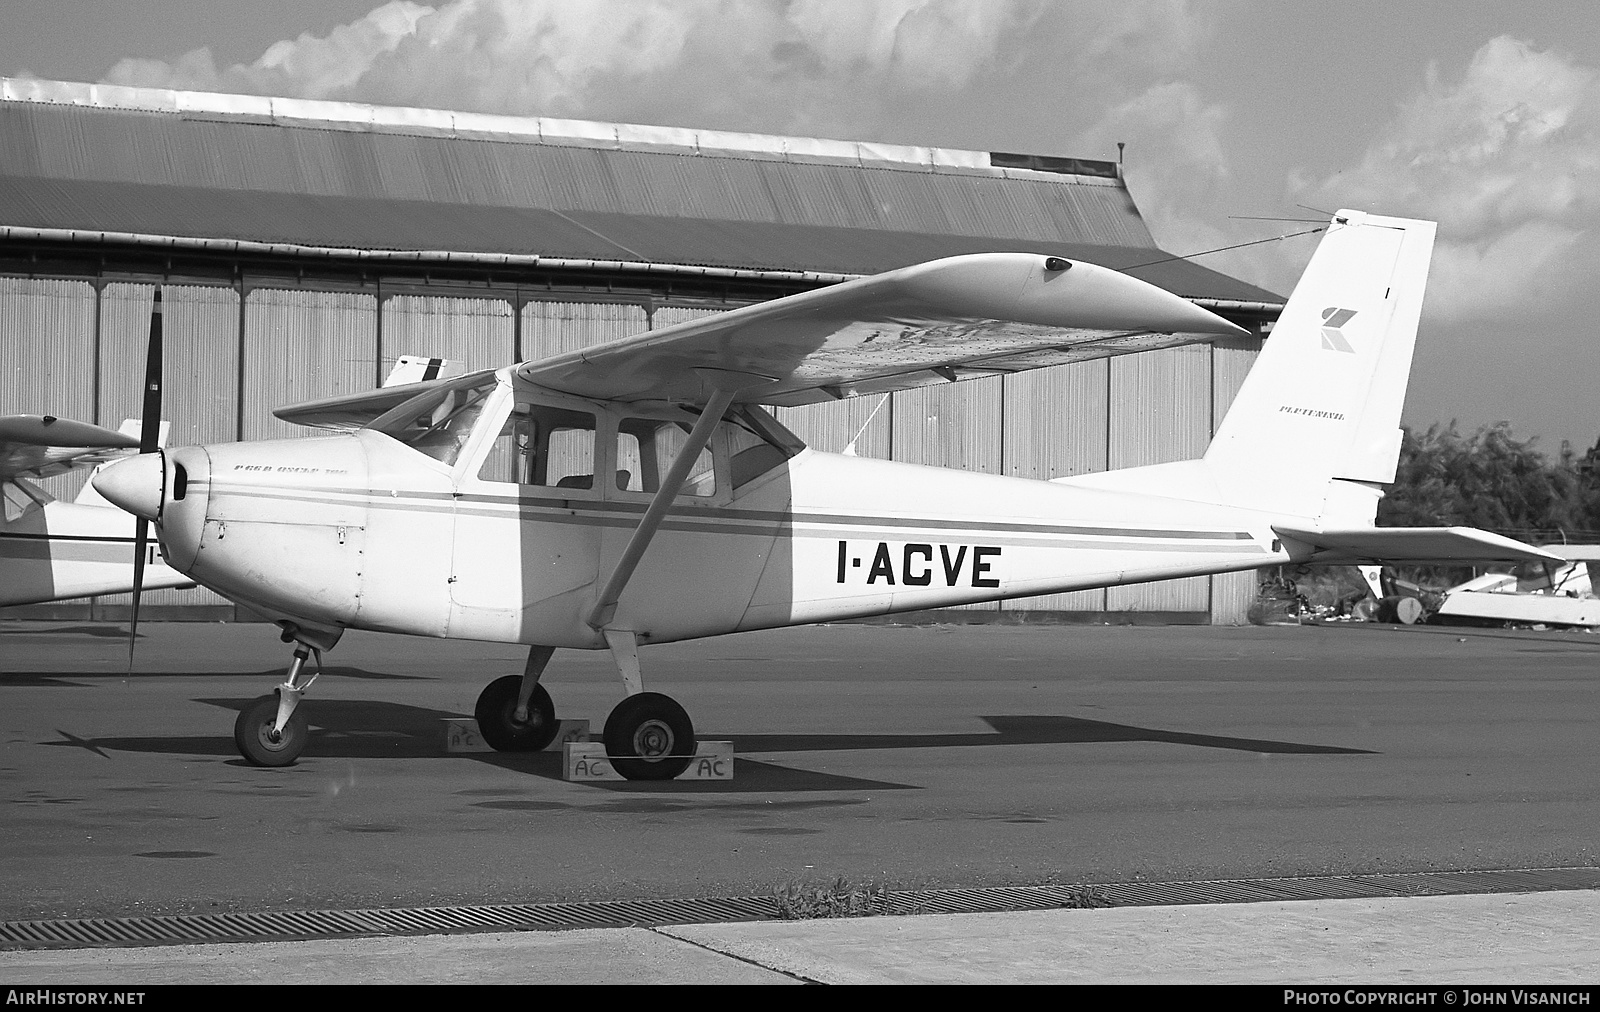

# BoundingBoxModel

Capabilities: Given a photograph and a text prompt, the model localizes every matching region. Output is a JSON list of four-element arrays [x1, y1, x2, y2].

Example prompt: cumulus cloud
[[1075, 82, 1267, 278], [97, 0, 1220, 141], [103, 1, 1051, 127], [1299, 36, 1600, 324], [106, 2, 431, 98]]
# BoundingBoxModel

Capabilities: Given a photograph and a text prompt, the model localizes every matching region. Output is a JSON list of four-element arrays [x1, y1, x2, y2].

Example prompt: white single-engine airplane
[[1, 414, 192, 608], [93, 210, 1556, 773]]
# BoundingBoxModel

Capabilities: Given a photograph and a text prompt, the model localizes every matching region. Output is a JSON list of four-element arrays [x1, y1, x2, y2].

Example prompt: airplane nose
[[93, 453, 164, 521]]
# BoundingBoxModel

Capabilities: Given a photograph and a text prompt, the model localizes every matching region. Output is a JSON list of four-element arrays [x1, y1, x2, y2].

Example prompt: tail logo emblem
[[1320, 308, 1357, 353]]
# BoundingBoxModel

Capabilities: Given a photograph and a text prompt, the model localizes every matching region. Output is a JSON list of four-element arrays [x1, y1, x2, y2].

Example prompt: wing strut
[[584, 386, 739, 631]]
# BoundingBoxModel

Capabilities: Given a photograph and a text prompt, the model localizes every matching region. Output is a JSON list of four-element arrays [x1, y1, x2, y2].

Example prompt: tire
[[234, 692, 309, 767], [474, 675, 559, 752], [603, 692, 695, 781]]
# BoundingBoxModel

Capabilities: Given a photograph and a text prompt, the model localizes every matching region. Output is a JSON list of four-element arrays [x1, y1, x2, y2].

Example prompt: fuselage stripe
[[204, 482, 1260, 544]]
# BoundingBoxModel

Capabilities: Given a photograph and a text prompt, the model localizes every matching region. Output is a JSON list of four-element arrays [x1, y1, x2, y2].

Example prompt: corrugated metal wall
[[95, 282, 239, 610], [0, 277, 96, 501], [523, 300, 648, 359], [243, 288, 377, 441], [382, 294, 514, 375], [97, 284, 240, 447], [1106, 345, 1212, 612], [1002, 360, 1111, 612], [778, 396, 893, 459], [1210, 338, 1262, 624], [893, 378, 1004, 474], [2, 269, 1261, 623]]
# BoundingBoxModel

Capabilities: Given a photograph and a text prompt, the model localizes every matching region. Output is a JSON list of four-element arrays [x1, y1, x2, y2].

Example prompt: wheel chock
[[563, 741, 733, 781], [443, 717, 589, 753]]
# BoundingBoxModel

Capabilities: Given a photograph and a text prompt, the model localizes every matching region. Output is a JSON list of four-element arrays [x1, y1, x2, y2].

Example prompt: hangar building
[[0, 77, 1284, 623]]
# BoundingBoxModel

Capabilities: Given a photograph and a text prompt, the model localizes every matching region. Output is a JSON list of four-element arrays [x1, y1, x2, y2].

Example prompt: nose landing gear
[[233, 628, 699, 778], [234, 643, 319, 767]]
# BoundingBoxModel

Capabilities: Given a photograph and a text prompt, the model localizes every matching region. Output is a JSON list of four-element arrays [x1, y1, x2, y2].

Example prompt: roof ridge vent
[[989, 152, 1118, 178]]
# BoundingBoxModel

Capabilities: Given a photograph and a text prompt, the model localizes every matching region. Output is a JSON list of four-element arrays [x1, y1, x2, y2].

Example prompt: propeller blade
[[139, 290, 163, 453], [129, 516, 148, 669], [128, 290, 164, 669]]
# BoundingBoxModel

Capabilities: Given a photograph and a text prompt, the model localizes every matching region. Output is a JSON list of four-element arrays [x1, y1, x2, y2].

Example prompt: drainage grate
[[4, 867, 1597, 951]]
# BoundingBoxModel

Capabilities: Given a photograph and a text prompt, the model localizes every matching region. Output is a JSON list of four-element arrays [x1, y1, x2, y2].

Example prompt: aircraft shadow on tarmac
[[38, 698, 1373, 793], [726, 716, 1375, 756], [0, 624, 132, 639], [1, 666, 426, 685]]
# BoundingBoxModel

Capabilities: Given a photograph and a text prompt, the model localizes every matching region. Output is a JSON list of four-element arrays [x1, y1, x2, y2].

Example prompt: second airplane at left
[[0, 414, 191, 607]]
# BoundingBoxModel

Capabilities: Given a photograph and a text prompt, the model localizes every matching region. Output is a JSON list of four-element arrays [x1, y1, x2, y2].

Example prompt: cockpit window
[[369, 379, 497, 467], [726, 406, 801, 488], [609, 406, 800, 498], [616, 417, 716, 497], [478, 404, 598, 489]]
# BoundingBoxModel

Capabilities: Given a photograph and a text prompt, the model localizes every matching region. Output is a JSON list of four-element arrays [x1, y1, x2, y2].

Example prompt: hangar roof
[[0, 77, 1281, 309]]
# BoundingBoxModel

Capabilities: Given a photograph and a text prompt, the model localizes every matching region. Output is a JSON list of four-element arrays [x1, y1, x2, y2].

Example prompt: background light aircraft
[[0, 413, 192, 608], [93, 210, 1557, 774]]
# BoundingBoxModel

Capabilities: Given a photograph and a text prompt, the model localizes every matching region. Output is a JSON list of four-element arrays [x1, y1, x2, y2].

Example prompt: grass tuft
[[1058, 885, 1115, 909], [771, 876, 891, 919]]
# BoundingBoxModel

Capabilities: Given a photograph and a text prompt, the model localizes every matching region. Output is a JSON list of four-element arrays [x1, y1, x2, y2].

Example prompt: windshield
[[369, 378, 498, 466]]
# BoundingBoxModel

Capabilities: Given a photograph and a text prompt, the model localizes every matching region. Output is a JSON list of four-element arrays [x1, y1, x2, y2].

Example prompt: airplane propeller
[[127, 289, 163, 668]]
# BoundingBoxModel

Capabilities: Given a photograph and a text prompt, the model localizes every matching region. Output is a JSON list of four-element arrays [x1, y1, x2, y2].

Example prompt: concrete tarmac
[[2, 890, 1598, 984]]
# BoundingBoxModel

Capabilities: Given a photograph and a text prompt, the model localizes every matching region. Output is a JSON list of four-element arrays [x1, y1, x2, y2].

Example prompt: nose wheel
[[234, 691, 309, 767], [233, 636, 323, 767], [603, 692, 695, 781]]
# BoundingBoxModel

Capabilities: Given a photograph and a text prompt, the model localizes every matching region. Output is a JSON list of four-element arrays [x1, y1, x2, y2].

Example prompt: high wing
[[0, 415, 139, 484], [1275, 526, 1562, 564], [515, 253, 1250, 406]]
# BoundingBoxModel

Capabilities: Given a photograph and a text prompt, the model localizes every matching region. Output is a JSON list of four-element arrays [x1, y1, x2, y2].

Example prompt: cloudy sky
[[5, 1, 1599, 452]]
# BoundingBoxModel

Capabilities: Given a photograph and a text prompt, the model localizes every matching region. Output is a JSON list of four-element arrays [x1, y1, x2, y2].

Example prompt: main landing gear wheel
[[234, 692, 309, 767], [604, 692, 695, 781], [475, 675, 559, 752]]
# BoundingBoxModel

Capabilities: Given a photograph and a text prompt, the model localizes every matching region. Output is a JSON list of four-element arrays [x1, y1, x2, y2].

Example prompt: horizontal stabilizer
[[114, 418, 169, 449], [1274, 525, 1560, 564], [383, 355, 465, 388]]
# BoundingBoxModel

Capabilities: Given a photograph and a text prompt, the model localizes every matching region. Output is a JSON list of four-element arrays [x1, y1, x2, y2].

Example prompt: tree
[[1378, 421, 1593, 539]]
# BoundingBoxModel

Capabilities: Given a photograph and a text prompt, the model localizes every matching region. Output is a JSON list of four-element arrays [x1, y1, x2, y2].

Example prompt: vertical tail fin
[[1203, 210, 1436, 519]]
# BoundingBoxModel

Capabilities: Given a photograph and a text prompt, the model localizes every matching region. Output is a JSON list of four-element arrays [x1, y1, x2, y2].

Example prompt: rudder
[[1203, 210, 1436, 519]]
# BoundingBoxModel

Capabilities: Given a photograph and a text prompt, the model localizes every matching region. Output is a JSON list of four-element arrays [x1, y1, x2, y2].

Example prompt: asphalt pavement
[[3, 618, 1599, 983]]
